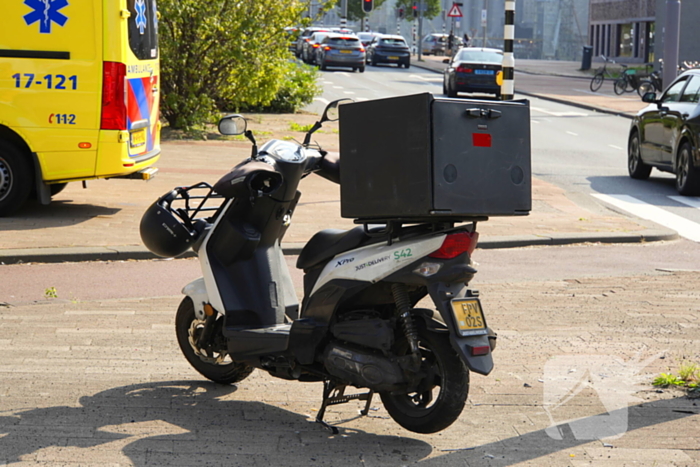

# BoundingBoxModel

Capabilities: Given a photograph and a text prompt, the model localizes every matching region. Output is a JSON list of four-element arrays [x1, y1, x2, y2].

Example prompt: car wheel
[[443, 79, 447, 95], [359, 66, 365, 73], [676, 141, 700, 195], [320, 61, 327, 71], [628, 131, 652, 180], [371, 56, 377, 66], [0, 140, 33, 217], [447, 82, 457, 98]]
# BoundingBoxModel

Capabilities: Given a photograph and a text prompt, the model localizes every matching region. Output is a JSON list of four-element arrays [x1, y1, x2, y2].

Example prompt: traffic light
[[362, 0, 373, 13], [412, 3, 418, 18]]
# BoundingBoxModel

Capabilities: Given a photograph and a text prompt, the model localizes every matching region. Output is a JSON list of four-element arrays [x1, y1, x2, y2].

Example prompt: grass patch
[[289, 122, 314, 132], [653, 361, 699, 396]]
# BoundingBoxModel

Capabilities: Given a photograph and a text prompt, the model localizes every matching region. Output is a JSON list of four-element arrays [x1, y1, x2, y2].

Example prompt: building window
[[619, 23, 634, 57]]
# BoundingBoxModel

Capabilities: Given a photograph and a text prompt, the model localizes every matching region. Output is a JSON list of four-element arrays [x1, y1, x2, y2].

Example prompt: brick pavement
[[1, 270, 698, 466]]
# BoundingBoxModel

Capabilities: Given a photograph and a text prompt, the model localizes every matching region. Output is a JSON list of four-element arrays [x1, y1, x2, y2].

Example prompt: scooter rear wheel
[[380, 327, 469, 433], [175, 297, 254, 385]]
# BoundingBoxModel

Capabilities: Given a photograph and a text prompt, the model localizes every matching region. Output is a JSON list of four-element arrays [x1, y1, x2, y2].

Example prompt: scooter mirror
[[218, 114, 247, 136], [321, 98, 353, 123]]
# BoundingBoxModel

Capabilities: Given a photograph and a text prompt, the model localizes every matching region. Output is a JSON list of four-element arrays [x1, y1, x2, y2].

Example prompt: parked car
[[357, 32, 379, 47], [366, 34, 410, 68], [315, 33, 365, 72], [628, 69, 700, 195], [442, 47, 503, 98], [422, 33, 463, 56], [302, 31, 331, 64], [295, 27, 330, 59], [285, 27, 300, 53]]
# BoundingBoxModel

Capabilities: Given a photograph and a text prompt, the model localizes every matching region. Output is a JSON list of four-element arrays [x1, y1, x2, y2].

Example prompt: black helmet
[[140, 190, 198, 258]]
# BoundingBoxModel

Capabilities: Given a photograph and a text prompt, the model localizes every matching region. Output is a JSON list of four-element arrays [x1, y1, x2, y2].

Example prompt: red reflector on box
[[473, 133, 492, 147]]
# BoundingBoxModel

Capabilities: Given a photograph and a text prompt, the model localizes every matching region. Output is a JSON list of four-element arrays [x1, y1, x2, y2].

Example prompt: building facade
[[588, 0, 655, 63]]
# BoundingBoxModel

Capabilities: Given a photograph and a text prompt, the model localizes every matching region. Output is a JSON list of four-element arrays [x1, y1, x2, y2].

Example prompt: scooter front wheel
[[175, 297, 254, 385], [380, 327, 469, 434]]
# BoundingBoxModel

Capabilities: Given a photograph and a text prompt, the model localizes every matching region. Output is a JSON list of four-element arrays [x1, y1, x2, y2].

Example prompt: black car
[[315, 34, 365, 72], [295, 27, 330, 59], [442, 47, 503, 98], [366, 35, 410, 68], [628, 69, 700, 195]]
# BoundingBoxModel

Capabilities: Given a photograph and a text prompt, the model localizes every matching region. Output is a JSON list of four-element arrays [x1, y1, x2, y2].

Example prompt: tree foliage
[[158, 0, 315, 130], [394, 0, 441, 20]]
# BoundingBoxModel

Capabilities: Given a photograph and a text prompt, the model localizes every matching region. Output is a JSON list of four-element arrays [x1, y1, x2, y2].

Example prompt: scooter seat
[[297, 226, 371, 270]]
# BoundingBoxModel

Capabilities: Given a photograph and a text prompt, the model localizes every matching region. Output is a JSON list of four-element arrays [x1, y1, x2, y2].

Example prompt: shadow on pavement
[[0, 200, 120, 229], [588, 175, 680, 204], [1, 380, 697, 466], [0, 381, 431, 466]]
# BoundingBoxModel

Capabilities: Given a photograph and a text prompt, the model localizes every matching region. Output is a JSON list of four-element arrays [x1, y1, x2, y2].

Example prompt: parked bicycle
[[613, 64, 641, 95], [637, 69, 662, 97], [590, 55, 616, 92]]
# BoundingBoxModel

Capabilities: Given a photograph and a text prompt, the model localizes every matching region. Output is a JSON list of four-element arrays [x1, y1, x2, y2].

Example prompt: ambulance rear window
[[127, 0, 159, 60]]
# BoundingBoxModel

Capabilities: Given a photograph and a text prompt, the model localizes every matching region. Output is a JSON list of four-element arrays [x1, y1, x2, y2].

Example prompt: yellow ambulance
[[0, 0, 161, 216]]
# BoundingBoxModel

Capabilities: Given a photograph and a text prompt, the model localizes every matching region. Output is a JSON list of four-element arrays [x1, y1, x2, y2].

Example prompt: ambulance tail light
[[101, 62, 127, 131]]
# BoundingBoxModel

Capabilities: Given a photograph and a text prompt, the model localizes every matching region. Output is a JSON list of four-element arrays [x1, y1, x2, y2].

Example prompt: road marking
[[592, 194, 700, 242], [344, 91, 355, 95], [669, 196, 700, 210], [531, 106, 588, 117], [566, 131, 578, 136], [357, 97, 369, 101], [314, 97, 330, 105], [333, 86, 343, 89], [609, 145, 623, 150]]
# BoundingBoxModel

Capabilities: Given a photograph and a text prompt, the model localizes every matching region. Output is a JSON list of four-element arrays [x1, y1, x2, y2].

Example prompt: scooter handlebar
[[315, 151, 340, 185]]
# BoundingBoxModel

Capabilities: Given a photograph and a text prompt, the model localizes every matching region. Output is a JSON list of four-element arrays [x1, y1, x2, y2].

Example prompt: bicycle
[[637, 69, 662, 97], [590, 55, 616, 92], [613, 64, 641, 95]]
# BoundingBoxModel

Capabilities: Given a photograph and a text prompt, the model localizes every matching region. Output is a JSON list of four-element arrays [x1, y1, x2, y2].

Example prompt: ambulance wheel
[[0, 140, 32, 217]]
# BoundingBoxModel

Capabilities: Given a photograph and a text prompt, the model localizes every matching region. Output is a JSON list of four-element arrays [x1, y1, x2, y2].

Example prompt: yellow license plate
[[388, 56, 399, 60], [340, 50, 353, 54], [450, 299, 487, 336], [130, 129, 147, 147]]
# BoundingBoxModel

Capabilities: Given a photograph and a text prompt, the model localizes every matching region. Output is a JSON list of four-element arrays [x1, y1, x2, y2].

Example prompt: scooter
[[140, 99, 496, 434]]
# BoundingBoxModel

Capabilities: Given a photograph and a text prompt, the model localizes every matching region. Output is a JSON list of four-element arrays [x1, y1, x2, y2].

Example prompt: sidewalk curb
[[409, 61, 635, 119], [0, 229, 678, 265]]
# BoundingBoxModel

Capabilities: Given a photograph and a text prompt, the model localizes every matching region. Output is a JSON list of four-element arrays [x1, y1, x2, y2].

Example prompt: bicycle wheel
[[590, 73, 604, 92], [638, 80, 654, 97], [614, 77, 627, 95]]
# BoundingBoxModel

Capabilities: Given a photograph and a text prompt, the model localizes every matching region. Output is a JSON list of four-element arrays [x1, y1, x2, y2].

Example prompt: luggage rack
[[354, 217, 487, 245], [165, 182, 227, 227]]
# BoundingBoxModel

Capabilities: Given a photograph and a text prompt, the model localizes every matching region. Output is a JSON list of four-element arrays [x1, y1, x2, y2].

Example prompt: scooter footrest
[[225, 323, 291, 357]]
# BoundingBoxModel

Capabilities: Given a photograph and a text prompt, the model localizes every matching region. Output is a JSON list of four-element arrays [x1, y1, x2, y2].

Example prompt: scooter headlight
[[413, 262, 442, 277]]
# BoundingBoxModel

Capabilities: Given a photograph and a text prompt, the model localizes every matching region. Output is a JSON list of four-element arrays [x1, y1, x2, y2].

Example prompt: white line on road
[[344, 91, 355, 94], [314, 97, 330, 105], [531, 106, 588, 117], [669, 196, 700, 210], [592, 194, 700, 242], [566, 131, 578, 136], [332, 86, 343, 89], [609, 145, 623, 150]]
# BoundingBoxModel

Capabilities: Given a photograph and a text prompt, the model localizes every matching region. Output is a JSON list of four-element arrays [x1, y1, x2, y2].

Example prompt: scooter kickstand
[[316, 381, 376, 434]]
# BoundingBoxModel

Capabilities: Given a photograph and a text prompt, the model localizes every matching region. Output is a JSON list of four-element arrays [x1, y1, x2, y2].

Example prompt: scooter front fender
[[182, 277, 209, 320], [427, 283, 494, 376]]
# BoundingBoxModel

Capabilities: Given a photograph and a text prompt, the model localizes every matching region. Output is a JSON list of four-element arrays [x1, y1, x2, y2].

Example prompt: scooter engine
[[323, 342, 407, 392]]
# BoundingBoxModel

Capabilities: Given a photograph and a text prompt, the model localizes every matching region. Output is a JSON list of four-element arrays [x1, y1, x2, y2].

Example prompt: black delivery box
[[339, 93, 531, 221]]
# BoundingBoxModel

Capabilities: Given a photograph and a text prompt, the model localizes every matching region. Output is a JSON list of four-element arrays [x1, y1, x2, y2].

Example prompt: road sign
[[447, 4, 462, 18]]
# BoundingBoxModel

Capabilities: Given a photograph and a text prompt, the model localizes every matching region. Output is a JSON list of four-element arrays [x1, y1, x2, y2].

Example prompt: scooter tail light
[[471, 345, 491, 356], [429, 231, 479, 259]]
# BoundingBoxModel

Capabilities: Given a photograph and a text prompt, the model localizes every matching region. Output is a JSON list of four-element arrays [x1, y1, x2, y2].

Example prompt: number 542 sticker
[[49, 114, 76, 124]]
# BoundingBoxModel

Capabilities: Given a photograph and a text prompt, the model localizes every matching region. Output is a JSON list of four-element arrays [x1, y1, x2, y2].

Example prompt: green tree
[[394, 0, 441, 20], [159, 0, 315, 130]]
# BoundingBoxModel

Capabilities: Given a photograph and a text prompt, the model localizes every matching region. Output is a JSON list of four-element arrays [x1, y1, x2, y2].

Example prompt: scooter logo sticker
[[134, 0, 147, 34], [23, 0, 69, 34]]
